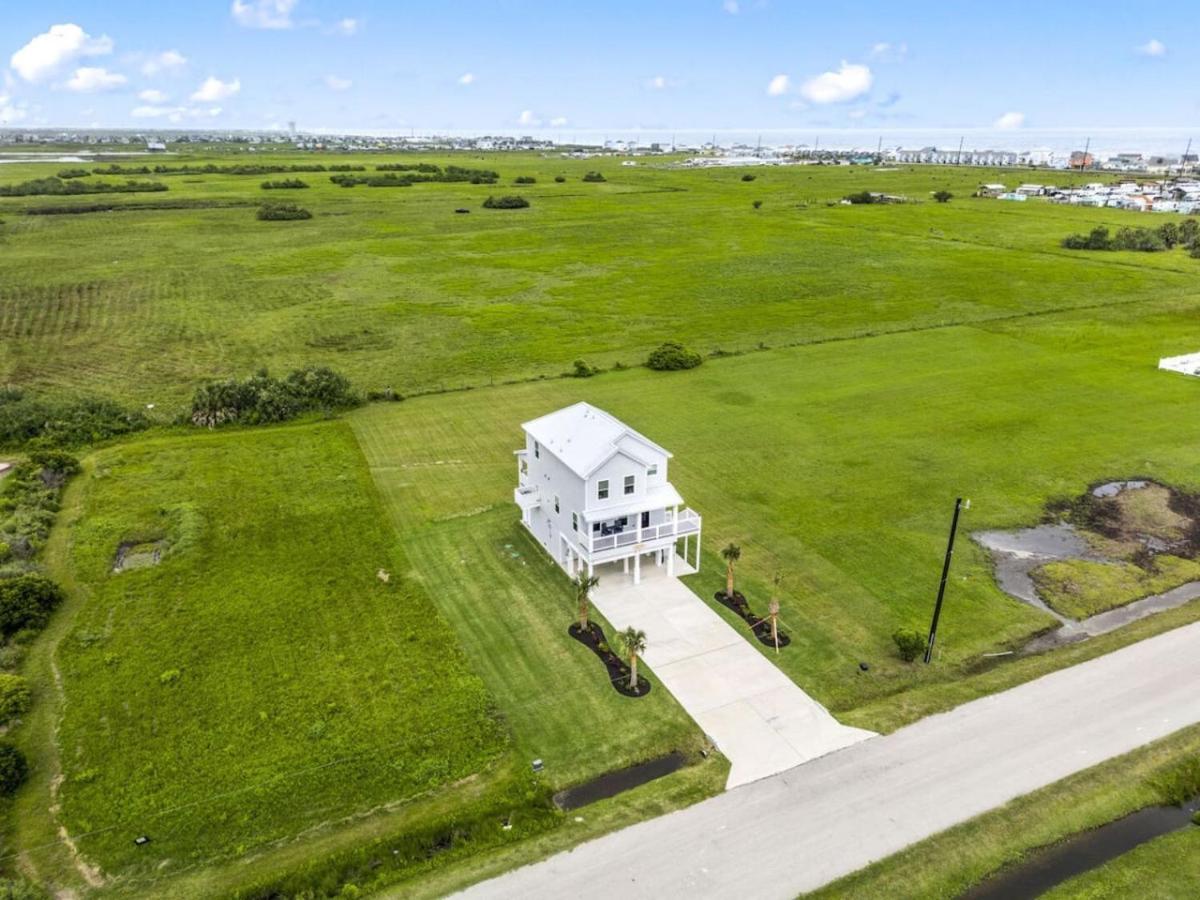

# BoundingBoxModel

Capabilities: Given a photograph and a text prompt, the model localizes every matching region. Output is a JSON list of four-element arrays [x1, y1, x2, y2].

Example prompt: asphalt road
[[459, 619, 1200, 899]]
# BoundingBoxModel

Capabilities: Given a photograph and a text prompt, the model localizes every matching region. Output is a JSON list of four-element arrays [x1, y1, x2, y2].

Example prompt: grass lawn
[[1032, 555, 1200, 619], [804, 723, 1200, 899], [351, 280, 1200, 728], [17, 421, 510, 888], [2, 152, 1194, 408]]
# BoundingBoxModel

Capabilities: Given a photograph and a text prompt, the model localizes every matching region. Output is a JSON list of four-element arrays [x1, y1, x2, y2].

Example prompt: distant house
[[1015, 184, 1045, 196], [997, 192, 1027, 202], [146, 141, 167, 152], [514, 403, 702, 582], [1159, 352, 1200, 378], [978, 183, 1007, 197]]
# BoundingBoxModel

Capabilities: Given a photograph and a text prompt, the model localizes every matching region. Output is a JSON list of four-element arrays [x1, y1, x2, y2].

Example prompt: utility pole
[[956, 135, 964, 166], [1181, 137, 1193, 177], [1080, 136, 1091, 172], [924, 497, 967, 664]]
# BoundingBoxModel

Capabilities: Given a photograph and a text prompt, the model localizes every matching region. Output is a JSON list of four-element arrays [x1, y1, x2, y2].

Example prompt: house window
[[598, 479, 609, 500], [534, 441, 540, 459], [520, 459, 528, 474], [647, 464, 658, 477], [624, 475, 635, 495], [572, 512, 578, 532], [554, 495, 560, 514]]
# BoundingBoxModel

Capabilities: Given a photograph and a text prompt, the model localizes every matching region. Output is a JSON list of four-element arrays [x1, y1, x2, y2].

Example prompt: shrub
[[261, 179, 309, 190], [514, 176, 537, 184], [482, 195, 530, 209], [0, 674, 32, 725], [0, 575, 65, 638], [190, 367, 360, 428], [752, 200, 763, 209], [892, 628, 926, 662], [554, 175, 566, 183], [0, 388, 148, 449], [844, 191, 879, 205], [582, 171, 606, 183], [741, 174, 756, 182], [365, 388, 404, 402], [933, 190, 953, 203], [56, 168, 91, 179], [0, 742, 28, 795], [571, 359, 598, 378], [257, 202, 312, 221], [646, 341, 703, 371]]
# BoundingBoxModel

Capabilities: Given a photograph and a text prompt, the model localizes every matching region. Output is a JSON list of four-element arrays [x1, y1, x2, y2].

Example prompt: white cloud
[[66, 66, 127, 92], [335, 18, 360, 36], [231, 0, 297, 29], [458, 72, 475, 85], [0, 93, 26, 123], [139, 88, 168, 103], [799, 62, 872, 104], [517, 109, 540, 126], [869, 41, 908, 61], [141, 49, 187, 76], [847, 108, 867, 120], [10, 23, 114, 83], [324, 74, 352, 91], [993, 111, 1025, 130], [191, 76, 240, 102], [766, 74, 790, 96], [722, 0, 739, 13], [549, 116, 568, 127], [1136, 38, 1166, 57]]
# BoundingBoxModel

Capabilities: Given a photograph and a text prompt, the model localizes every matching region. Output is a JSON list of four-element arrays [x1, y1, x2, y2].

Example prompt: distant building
[[146, 141, 167, 152]]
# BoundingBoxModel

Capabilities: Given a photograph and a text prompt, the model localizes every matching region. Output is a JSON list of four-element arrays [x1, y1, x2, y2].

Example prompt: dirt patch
[[112, 539, 168, 573], [567, 622, 650, 697]]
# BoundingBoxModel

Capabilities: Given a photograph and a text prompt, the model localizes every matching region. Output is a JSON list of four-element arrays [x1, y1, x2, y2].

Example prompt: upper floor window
[[624, 474, 636, 495], [554, 494, 560, 513], [571, 512, 578, 532], [647, 464, 658, 477], [597, 479, 609, 500], [533, 441, 540, 459], [520, 458, 528, 474]]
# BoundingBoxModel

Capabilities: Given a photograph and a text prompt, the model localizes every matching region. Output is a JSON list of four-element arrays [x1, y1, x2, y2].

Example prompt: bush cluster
[[94, 163, 364, 177], [843, 191, 881, 205], [0, 388, 148, 449], [0, 575, 65, 638], [0, 178, 167, 197], [261, 179, 309, 190], [56, 168, 91, 179], [189, 366, 359, 428], [257, 202, 312, 221], [0, 673, 31, 725], [1062, 219, 1200, 253], [331, 165, 499, 188], [376, 163, 441, 173], [514, 176, 537, 184], [0, 452, 80, 568], [0, 742, 27, 796], [582, 171, 607, 183], [571, 359, 599, 378], [482, 195, 530, 209], [892, 628, 925, 662], [330, 174, 413, 188], [554, 175, 566, 183], [741, 173, 756, 182], [646, 341, 703, 371]]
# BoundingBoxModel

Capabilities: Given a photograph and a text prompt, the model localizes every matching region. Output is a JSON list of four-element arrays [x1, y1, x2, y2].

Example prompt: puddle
[[961, 797, 1199, 900], [113, 540, 168, 573], [1092, 480, 1149, 498], [974, 524, 1098, 624], [552, 752, 686, 811]]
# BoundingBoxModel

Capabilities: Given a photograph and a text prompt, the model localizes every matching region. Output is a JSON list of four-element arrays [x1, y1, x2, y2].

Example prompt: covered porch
[[561, 510, 701, 585]]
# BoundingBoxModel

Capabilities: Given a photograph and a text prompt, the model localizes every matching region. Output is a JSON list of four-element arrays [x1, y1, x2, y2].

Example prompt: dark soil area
[[552, 751, 686, 810], [714, 591, 791, 649], [568, 621, 650, 697]]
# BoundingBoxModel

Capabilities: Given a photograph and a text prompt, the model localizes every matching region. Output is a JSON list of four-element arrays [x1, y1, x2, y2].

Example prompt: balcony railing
[[588, 508, 700, 555]]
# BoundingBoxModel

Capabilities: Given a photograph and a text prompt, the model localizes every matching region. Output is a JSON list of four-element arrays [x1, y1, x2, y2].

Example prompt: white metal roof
[[522, 402, 672, 478]]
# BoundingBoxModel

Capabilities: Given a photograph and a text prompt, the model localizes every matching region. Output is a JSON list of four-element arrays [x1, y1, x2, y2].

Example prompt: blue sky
[[1, 1, 1197, 137]]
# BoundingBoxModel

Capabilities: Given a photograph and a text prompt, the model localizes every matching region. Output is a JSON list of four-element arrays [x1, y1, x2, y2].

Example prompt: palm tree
[[617, 626, 647, 691], [721, 543, 742, 599], [573, 570, 600, 632]]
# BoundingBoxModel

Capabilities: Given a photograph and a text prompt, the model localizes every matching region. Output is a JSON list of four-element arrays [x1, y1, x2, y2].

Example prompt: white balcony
[[514, 484, 540, 514], [586, 507, 700, 561]]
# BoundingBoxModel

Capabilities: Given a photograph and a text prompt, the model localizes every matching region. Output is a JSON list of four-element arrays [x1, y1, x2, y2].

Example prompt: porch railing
[[588, 508, 700, 554]]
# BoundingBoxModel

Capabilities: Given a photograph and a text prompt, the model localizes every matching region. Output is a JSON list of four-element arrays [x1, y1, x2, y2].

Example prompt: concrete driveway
[[591, 555, 873, 788], [458, 618, 1200, 900]]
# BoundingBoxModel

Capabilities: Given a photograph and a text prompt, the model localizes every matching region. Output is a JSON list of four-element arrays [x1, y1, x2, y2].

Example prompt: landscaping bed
[[714, 591, 791, 649], [568, 621, 650, 697]]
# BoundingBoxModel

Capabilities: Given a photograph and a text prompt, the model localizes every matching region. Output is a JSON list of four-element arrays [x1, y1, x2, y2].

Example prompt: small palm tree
[[617, 626, 647, 691], [573, 570, 600, 632], [721, 543, 742, 598]]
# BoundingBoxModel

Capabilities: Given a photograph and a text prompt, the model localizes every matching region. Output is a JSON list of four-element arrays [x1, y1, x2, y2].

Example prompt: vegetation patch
[[189, 365, 359, 427], [0, 177, 167, 197], [0, 388, 149, 450], [1062, 219, 1199, 253], [261, 178, 309, 190], [257, 201, 312, 220], [646, 341, 703, 370], [0, 451, 81, 571], [567, 621, 650, 697], [482, 195, 530, 209], [581, 171, 606, 182]]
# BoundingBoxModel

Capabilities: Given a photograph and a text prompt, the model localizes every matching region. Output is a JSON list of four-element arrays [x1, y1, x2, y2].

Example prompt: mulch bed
[[715, 590, 791, 649], [568, 621, 651, 697]]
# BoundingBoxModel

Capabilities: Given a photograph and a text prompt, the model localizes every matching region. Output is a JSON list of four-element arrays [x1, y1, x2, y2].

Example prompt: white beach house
[[514, 402, 702, 583]]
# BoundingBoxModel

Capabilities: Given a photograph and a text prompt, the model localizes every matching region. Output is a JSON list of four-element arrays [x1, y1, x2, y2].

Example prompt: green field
[[1, 151, 1188, 409], [4, 151, 1200, 897]]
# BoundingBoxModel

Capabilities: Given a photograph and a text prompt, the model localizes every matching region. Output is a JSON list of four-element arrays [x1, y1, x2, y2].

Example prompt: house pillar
[[587, 560, 594, 579], [694, 527, 701, 572], [634, 552, 641, 585], [667, 545, 675, 577], [623, 557, 629, 574]]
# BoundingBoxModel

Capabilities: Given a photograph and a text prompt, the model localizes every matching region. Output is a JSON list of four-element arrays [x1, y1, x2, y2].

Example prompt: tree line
[[0, 177, 168, 197], [1062, 219, 1200, 255]]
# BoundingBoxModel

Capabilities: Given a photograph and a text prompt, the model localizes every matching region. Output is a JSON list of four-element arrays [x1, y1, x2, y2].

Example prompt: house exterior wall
[[524, 435, 587, 564], [584, 448, 668, 514]]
